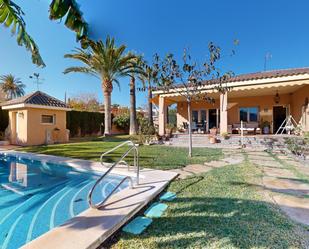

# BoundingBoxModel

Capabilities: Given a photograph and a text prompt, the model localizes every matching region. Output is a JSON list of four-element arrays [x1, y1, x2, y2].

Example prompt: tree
[[156, 42, 236, 157], [129, 76, 138, 135], [128, 56, 144, 135], [63, 37, 140, 135], [138, 56, 159, 126], [68, 93, 100, 112], [0, 74, 25, 100], [0, 0, 88, 67]]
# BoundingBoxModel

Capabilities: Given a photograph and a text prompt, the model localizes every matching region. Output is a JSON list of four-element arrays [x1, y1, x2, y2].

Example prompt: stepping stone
[[122, 216, 152, 235], [144, 202, 168, 218], [160, 191, 177, 201]]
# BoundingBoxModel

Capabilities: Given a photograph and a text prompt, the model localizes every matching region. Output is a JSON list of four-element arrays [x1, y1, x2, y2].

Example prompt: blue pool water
[[0, 153, 128, 249]]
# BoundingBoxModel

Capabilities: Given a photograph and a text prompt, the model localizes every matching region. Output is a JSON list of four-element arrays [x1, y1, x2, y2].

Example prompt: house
[[0, 91, 71, 146], [152, 68, 309, 135]]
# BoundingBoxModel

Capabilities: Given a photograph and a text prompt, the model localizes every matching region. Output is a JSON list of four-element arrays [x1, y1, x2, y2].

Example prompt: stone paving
[[246, 149, 309, 227], [170, 146, 309, 228], [169, 149, 245, 179]]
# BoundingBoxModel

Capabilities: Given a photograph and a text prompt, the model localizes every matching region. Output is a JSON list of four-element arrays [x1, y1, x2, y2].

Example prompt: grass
[[18, 137, 308, 248], [108, 158, 307, 249], [18, 135, 223, 170]]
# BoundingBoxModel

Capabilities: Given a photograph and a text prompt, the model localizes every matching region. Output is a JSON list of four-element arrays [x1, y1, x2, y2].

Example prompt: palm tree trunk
[[102, 80, 113, 136], [148, 86, 153, 126], [103, 90, 112, 136], [129, 76, 137, 135]]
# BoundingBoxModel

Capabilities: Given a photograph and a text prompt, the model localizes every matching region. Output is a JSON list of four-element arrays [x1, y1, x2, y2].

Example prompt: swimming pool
[[0, 152, 128, 249]]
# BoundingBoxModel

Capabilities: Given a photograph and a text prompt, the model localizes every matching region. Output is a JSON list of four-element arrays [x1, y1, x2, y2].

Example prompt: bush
[[67, 110, 104, 137], [137, 116, 156, 144], [113, 113, 130, 131], [285, 136, 307, 156]]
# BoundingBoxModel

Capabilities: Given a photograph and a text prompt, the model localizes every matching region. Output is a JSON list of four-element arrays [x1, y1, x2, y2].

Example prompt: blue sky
[[1, 0, 309, 107]]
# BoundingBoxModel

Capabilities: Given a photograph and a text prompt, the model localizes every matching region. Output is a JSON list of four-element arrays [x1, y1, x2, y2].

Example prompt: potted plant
[[209, 135, 217, 144], [262, 121, 270, 134], [165, 123, 175, 138], [221, 132, 230, 140]]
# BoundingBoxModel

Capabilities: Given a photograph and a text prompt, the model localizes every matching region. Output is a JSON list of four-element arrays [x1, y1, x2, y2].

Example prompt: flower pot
[[263, 127, 270, 134], [209, 136, 216, 144]]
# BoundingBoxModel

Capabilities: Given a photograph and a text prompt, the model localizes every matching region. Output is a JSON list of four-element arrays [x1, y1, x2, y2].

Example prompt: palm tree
[[64, 37, 140, 135], [129, 75, 138, 135], [128, 56, 144, 135], [138, 59, 159, 126], [0, 74, 25, 100]]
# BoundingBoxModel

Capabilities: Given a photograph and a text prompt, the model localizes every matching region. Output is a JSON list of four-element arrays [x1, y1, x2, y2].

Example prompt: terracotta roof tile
[[0, 91, 68, 108], [154, 67, 309, 90]]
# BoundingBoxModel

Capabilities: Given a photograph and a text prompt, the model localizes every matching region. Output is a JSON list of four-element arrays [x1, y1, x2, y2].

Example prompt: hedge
[[0, 109, 8, 132], [67, 110, 104, 137]]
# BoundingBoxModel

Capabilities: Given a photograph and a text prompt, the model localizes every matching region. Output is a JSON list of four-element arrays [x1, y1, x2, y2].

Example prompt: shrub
[[138, 116, 156, 135], [221, 132, 230, 140], [113, 113, 130, 131], [137, 116, 156, 144]]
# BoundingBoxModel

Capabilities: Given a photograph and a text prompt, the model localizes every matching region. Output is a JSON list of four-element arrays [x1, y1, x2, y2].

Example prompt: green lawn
[[109, 158, 307, 249], [18, 137, 308, 248], [18, 135, 223, 170]]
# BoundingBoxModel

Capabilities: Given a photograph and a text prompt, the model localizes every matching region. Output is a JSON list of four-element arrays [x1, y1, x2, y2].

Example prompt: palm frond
[[0, 0, 45, 67], [49, 0, 88, 47], [63, 66, 98, 78]]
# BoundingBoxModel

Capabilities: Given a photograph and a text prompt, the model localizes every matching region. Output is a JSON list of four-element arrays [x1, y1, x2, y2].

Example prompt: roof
[[220, 67, 309, 83], [0, 91, 68, 109], [153, 67, 309, 91]]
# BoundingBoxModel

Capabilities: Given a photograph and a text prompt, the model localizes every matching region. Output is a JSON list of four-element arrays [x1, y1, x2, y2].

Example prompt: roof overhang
[[1, 103, 71, 111], [152, 74, 309, 98]]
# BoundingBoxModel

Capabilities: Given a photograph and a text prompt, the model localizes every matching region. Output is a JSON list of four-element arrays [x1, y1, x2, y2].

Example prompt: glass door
[[208, 109, 217, 130]]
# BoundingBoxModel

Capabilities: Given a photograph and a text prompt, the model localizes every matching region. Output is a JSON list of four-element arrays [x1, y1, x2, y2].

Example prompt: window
[[239, 108, 248, 122], [192, 110, 198, 123], [41, 115, 55, 124], [239, 107, 258, 122]]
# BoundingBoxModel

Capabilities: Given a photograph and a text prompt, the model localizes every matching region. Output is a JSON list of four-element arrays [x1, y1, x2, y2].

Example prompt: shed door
[[15, 112, 19, 144]]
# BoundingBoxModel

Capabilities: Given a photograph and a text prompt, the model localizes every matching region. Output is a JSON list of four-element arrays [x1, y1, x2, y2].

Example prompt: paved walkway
[[170, 147, 309, 228], [246, 150, 309, 227], [169, 149, 245, 179]]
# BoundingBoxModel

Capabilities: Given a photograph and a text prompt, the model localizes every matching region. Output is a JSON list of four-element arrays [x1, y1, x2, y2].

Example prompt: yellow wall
[[175, 93, 293, 133], [27, 108, 68, 145], [176, 101, 220, 128], [8, 107, 68, 146], [9, 109, 28, 145], [228, 93, 291, 127], [291, 85, 309, 131]]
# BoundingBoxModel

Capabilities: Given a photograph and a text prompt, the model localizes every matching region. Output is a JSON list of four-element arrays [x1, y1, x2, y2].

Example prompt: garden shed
[[0, 91, 70, 146]]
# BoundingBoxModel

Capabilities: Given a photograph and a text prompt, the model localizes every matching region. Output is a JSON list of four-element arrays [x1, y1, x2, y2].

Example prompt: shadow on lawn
[[100, 176, 307, 249], [131, 196, 305, 249]]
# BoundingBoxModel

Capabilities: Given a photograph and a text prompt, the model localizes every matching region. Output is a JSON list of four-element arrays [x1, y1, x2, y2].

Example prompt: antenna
[[29, 73, 44, 91], [264, 52, 272, 71]]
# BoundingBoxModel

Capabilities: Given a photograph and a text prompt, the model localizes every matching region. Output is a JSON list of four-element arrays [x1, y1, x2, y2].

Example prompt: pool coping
[[0, 150, 178, 249]]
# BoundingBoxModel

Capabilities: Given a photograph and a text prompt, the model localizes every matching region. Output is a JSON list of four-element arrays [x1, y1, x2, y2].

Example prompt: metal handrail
[[87, 141, 139, 209]]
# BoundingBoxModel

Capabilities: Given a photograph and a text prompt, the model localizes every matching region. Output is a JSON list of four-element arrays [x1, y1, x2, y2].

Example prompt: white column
[[220, 92, 228, 134], [158, 97, 167, 135]]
